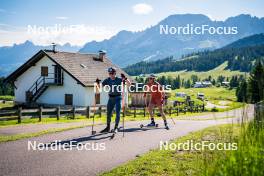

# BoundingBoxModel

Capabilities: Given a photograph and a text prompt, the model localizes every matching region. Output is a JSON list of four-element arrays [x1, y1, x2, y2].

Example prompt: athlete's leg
[[114, 96, 122, 128], [158, 105, 169, 128]]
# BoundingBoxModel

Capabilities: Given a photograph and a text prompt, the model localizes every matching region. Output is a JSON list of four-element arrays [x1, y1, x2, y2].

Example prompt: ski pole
[[91, 97, 96, 135], [120, 74, 127, 137], [163, 96, 176, 125], [122, 80, 125, 137], [91, 78, 100, 135], [170, 115, 176, 125]]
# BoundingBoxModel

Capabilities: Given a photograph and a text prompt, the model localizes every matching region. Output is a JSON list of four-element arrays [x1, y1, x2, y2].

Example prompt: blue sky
[[0, 0, 263, 46]]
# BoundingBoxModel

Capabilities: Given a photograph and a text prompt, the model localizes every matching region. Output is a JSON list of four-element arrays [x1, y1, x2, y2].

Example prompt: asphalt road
[[0, 105, 254, 176]]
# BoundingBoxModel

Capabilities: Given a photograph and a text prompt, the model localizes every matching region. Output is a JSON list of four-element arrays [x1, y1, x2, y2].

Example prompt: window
[[65, 94, 73, 105], [25, 91, 32, 102], [54, 65, 63, 84], [95, 93, 100, 104], [41, 66, 48, 76]]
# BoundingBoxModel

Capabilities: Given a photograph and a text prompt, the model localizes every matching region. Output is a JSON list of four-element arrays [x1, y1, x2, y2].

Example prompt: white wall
[[14, 56, 54, 103], [37, 72, 87, 106], [14, 55, 129, 107], [39, 79, 128, 107]]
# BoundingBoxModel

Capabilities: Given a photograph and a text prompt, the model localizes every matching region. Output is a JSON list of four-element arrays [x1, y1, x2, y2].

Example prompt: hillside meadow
[[158, 61, 246, 81]]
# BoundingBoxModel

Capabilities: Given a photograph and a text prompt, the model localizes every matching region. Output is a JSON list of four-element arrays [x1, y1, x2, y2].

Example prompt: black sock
[[106, 123, 110, 128], [114, 124, 118, 129], [164, 120, 167, 125]]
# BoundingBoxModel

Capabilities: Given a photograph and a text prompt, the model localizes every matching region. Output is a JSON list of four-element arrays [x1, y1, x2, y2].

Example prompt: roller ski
[[140, 121, 159, 128], [140, 120, 169, 130]]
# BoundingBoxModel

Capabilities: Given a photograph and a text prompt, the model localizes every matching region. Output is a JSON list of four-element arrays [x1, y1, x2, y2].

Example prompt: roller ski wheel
[[165, 125, 169, 130], [140, 123, 159, 128], [110, 128, 118, 140]]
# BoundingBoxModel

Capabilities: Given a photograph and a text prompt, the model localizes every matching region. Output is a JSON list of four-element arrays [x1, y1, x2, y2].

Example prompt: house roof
[[4, 50, 132, 87]]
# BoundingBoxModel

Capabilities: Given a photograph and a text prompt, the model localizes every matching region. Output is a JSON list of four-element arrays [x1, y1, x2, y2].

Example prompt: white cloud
[[56, 16, 69, 20], [132, 3, 153, 15]]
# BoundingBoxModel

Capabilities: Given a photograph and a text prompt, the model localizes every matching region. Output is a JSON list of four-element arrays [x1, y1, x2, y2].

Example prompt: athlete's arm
[[121, 73, 131, 86]]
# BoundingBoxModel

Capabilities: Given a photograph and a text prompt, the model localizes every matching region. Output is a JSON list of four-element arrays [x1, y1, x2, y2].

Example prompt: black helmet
[[148, 73, 156, 79], [107, 67, 116, 73]]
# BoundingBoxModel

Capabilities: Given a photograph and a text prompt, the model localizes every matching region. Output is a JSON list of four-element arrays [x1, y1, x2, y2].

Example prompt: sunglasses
[[109, 72, 115, 75]]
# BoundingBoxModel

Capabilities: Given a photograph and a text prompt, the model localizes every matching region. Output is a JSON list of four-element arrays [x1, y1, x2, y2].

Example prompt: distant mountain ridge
[[124, 33, 264, 75], [0, 41, 81, 76], [1, 13, 264, 76], [80, 14, 264, 67], [224, 33, 264, 48]]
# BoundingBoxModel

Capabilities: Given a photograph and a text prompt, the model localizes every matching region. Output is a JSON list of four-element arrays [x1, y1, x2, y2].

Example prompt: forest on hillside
[[125, 45, 264, 75]]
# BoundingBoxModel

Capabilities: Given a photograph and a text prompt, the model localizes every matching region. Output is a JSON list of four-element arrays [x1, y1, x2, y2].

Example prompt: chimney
[[98, 50, 106, 61], [51, 43, 56, 53]]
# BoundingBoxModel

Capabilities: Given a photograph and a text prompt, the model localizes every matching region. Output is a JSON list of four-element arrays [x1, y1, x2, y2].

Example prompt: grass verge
[[101, 121, 264, 176]]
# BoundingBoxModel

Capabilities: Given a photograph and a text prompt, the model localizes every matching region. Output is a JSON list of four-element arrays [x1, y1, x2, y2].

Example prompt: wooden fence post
[[134, 107, 136, 118], [39, 106, 42, 122], [73, 106, 76, 119], [86, 106, 90, 118], [143, 107, 146, 117], [56, 107, 60, 120], [18, 107, 22, 123], [177, 106, 179, 116]]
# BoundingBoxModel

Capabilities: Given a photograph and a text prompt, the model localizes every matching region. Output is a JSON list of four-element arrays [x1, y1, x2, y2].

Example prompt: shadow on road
[[44, 127, 163, 148]]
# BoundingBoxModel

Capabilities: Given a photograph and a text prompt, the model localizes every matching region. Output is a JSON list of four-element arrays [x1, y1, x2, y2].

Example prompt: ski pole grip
[[121, 73, 127, 80], [95, 78, 101, 84]]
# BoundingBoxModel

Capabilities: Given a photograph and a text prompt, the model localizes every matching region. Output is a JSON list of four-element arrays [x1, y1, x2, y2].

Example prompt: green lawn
[[170, 87, 237, 101], [0, 111, 214, 127], [101, 121, 264, 176], [169, 87, 244, 112], [0, 101, 14, 109], [0, 95, 14, 101], [158, 61, 246, 81], [101, 124, 240, 176], [0, 115, 101, 127]]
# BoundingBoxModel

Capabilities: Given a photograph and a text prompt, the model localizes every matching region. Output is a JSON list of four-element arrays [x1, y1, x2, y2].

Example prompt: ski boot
[[147, 120, 156, 127], [100, 125, 110, 133], [164, 120, 169, 130]]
